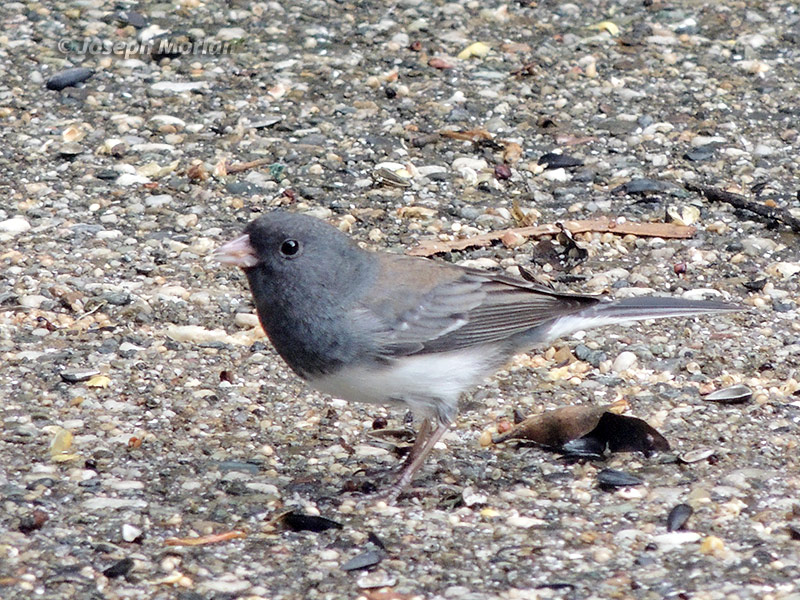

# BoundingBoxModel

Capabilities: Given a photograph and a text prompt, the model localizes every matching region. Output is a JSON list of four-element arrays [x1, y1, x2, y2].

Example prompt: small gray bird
[[215, 210, 737, 499]]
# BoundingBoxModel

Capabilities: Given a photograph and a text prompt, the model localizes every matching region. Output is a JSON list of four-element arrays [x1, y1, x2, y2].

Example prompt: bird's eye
[[279, 239, 301, 258]]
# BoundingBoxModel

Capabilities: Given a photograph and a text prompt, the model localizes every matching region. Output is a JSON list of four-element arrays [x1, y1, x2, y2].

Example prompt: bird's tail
[[541, 296, 739, 342]]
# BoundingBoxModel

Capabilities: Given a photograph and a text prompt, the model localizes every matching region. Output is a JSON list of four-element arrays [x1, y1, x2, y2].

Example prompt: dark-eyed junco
[[215, 210, 737, 498]]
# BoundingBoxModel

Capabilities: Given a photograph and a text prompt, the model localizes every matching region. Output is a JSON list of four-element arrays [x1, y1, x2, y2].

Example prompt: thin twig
[[407, 218, 697, 257], [164, 531, 246, 546], [226, 157, 273, 174], [685, 183, 800, 233]]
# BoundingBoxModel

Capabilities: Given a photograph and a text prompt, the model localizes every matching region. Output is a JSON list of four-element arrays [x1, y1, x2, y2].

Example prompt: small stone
[[103, 558, 134, 579], [452, 157, 488, 171], [82, 497, 147, 510], [478, 429, 493, 447], [612, 351, 638, 372], [46, 67, 94, 91], [458, 41, 490, 60], [19, 295, 49, 309], [198, 578, 251, 594], [166, 325, 230, 344], [234, 313, 260, 328], [741, 238, 778, 256], [699, 535, 726, 556], [318, 549, 339, 561], [116, 173, 151, 186], [462, 486, 488, 507], [147, 115, 186, 130], [0, 217, 31, 235], [357, 570, 396, 589], [151, 81, 208, 93], [653, 531, 701, 549], [506, 515, 544, 528], [122, 524, 143, 542], [216, 27, 247, 41], [354, 445, 389, 457], [176, 213, 199, 228]]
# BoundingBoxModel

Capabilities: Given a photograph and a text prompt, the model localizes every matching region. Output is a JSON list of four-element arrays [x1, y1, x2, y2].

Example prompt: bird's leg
[[401, 417, 433, 470], [380, 418, 450, 502]]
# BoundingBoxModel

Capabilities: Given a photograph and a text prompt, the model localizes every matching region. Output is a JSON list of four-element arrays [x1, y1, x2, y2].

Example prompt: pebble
[[116, 173, 151, 186], [198, 578, 251, 594], [176, 213, 199, 228], [699, 535, 726, 557], [653, 531, 702, 549], [166, 325, 231, 344], [234, 313, 260, 328], [541, 168, 569, 182], [146, 194, 173, 208], [19, 294, 49, 309], [354, 445, 389, 457], [462, 487, 488, 507], [216, 27, 247, 41], [122, 524, 143, 542], [741, 237, 778, 256], [45, 67, 94, 91], [0, 217, 31, 235], [612, 351, 638, 373], [506, 515, 544, 529], [82, 497, 147, 510], [768, 262, 800, 279], [150, 81, 208, 93], [147, 115, 186, 129], [452, 157, 488, 171], [318, 549, 339, 561], [357, 570, 396, 589]]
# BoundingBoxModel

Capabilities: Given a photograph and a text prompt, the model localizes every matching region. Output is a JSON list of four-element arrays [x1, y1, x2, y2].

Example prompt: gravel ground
[[2, 0, 800, 598]]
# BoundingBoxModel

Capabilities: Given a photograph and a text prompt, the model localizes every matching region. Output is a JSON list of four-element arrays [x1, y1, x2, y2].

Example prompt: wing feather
[[358, 256, 599, 357]]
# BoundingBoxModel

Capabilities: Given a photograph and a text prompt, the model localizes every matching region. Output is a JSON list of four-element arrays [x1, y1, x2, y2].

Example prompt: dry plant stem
[[685, 183, 800, 233], [408, 219, 697, 257], [226, 157, 273, 174]]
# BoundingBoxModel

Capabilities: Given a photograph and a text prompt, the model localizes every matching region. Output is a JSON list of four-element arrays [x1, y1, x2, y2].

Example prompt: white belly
[[307, 347, 497, 421]]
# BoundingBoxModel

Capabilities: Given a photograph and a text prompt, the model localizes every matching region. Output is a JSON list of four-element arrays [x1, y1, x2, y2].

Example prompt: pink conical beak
[[214, 234, 259, 268]]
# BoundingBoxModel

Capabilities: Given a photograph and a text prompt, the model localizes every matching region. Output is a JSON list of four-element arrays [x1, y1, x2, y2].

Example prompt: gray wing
[[358, 256, 600, 357]]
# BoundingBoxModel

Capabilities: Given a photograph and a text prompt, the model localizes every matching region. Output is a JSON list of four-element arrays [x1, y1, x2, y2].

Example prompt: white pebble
[[0, 217, 31, 234], [451, 157, 488, 171], [612, 351, 638, 373], [506, 515, 545, 529], [19, 295, 48, 309], [234, 313, 260, 329], [122, 524, 143, 542]]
